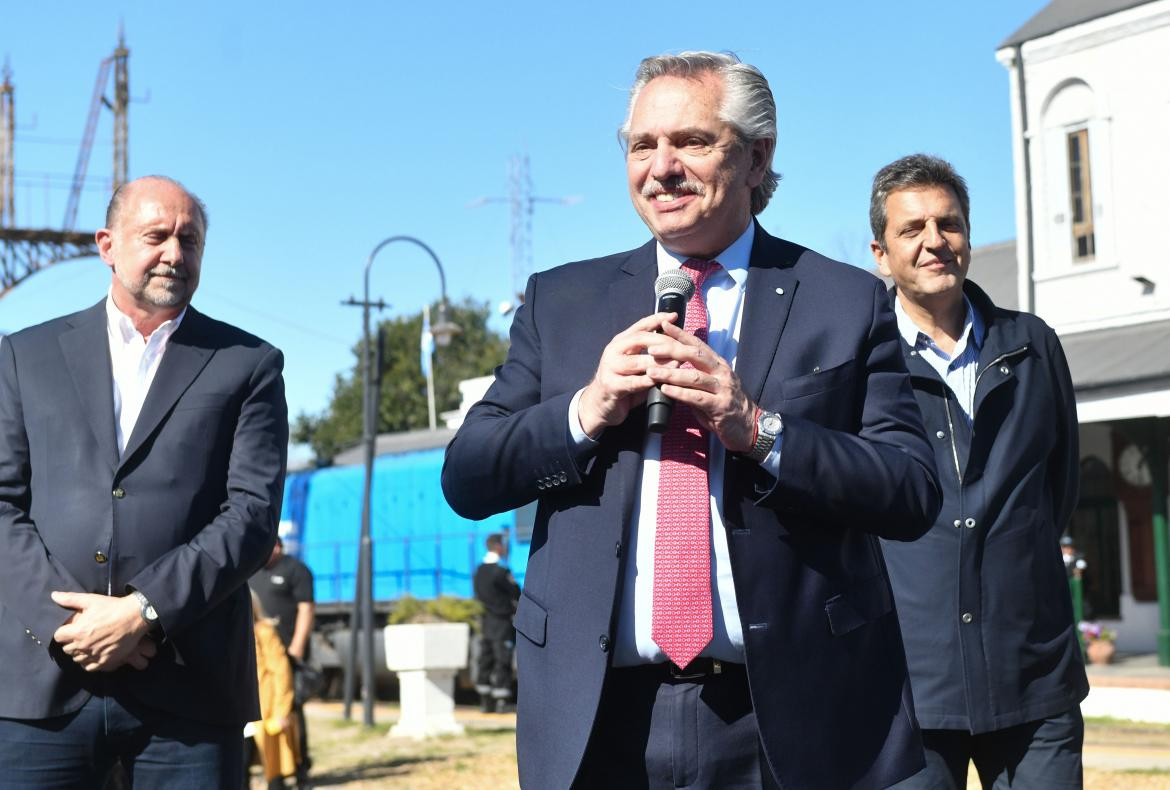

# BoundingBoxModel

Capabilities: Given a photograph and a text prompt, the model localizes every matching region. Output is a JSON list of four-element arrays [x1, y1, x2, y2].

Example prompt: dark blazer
[[443, 224, 941, 789], [0, 300, 288, 727], [880, 281, 1088, 733]]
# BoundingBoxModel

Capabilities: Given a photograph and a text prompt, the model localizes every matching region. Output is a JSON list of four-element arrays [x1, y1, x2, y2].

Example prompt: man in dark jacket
[[870, 154, 1088, 788], [473, 533, 521, 713]]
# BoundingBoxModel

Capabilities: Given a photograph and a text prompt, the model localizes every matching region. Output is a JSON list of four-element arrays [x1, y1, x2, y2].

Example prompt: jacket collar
[[888, 279, 1030, 365]]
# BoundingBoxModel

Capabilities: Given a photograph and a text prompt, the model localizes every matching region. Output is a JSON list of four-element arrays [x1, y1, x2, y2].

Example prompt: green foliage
[[387, 594, 484, 631], [292, 298, 507, 462]]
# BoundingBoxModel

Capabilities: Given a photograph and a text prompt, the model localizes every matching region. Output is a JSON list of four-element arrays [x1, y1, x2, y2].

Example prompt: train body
[[278, 429, 531, 615]]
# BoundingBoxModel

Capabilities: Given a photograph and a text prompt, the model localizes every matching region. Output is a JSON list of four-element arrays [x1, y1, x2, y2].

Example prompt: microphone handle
[[646, 292, 688, 433]]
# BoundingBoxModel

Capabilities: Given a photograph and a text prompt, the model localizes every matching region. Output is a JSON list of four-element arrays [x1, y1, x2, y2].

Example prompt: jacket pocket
[[513, 591, 547, 647], [824, 574, 894, 636], [780, 357, 855, 400]]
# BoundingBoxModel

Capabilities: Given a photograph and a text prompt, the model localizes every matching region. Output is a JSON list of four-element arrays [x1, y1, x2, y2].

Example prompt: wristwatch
[[745, 409, 783, 463], [130, 590, 160, 633]]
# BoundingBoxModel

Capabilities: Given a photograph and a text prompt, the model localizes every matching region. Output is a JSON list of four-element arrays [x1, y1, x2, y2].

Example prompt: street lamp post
[[341, 236, 459, 726]]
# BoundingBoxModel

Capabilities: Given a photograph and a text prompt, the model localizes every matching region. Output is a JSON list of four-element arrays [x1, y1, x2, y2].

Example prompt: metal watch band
[[746, 410, 781, 463]]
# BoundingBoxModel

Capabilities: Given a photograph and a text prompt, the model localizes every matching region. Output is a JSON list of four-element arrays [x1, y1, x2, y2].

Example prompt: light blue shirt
[[894, 295, 985, 424], [568, 220, 778, 665]]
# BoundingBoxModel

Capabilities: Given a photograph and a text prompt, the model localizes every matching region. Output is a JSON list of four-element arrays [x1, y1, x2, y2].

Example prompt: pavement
[[1084, 652, 1170, 724], [308, 658, 1170, 777]]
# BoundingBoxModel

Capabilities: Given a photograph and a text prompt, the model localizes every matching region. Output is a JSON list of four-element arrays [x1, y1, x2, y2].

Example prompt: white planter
[[383, 622, 470, 739]]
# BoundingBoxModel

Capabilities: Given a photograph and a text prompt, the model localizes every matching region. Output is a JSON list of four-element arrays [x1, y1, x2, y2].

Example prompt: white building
[[994, 0, 1170, 654]]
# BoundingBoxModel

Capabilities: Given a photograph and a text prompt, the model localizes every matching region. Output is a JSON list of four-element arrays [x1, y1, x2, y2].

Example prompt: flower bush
[[1078, 621, 1116, 641]]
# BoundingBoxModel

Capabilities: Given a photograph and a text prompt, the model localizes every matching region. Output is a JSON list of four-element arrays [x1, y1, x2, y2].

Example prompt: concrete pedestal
[[384, 623, 469, 739]]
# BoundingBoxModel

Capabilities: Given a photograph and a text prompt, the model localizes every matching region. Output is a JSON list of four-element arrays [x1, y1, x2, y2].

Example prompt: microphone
[[646, 270, 695, 433]]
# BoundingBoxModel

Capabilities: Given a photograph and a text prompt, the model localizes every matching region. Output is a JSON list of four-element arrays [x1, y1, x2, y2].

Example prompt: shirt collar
[[482, 551, 501, 565], [105, 289, 187, 344], [655, 219, 754, 289], [894, 293, 984, 359]]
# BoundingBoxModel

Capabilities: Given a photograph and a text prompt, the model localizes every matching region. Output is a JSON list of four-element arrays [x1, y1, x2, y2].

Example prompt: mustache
[[641, 178, 706, 198], [148, 265, 188, 280]]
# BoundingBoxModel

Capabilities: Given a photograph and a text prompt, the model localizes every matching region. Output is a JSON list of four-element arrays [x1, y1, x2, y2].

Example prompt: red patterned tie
[[652, 258, 720, 669]]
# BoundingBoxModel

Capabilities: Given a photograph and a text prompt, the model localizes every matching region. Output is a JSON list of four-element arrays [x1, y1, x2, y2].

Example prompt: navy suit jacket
[[442, 224, 941, 789], [0, 301, 288, 727]]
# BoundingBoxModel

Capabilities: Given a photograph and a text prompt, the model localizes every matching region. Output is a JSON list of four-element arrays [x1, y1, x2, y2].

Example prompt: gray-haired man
[[443, 53, 940, 788]]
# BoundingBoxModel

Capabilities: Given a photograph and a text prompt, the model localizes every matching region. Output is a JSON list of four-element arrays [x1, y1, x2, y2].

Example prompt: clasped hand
[[51, 591, 157, 672], [578, 313, 755, 453]]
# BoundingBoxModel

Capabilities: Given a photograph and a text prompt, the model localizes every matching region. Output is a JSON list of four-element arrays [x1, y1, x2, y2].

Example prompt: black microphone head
[[654, 270, 695, 302]]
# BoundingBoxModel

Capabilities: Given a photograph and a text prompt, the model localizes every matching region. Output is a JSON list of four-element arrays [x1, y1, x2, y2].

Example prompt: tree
[[293, 298, 508, 462]]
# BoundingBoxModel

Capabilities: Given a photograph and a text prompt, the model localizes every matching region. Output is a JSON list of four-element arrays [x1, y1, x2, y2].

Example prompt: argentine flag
[[420, 305, 435, 379]]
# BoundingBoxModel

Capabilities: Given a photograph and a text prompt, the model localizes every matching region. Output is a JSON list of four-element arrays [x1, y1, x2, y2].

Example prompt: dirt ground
[[279, 705, 1169, 789]]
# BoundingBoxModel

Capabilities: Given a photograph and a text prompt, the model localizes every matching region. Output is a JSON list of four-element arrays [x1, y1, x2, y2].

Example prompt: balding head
[[105, 176, 209, 234]]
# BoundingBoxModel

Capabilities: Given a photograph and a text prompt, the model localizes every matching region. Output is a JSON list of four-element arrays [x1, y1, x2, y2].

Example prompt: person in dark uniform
[[473, 533, 521, 713], [251, 536, 315, 787]]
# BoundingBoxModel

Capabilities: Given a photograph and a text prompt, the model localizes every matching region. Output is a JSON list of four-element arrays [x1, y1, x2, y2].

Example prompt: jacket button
[[94, 551, 108, 564], [953, 519, 962, 528], [935, 431, 945, 439], [614, 541, 622, 558], [112, 487, 125, 499], [909, 350, 918, 357], [961, 612, 974, 624], [599, 635, 611, 652], [1000, 365, 1010, 375], [964, 518, 976, 529]]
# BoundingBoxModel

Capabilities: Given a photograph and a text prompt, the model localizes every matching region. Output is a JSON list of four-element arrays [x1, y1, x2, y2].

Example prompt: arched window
[[1039, 79, 1109, 269]]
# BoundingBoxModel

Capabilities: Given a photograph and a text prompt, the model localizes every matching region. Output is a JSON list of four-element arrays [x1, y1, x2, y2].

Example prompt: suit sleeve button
[[599, 635, 611, 652], [935, 431, 946, 439], [94, 551, 108, 564], [961, 613, 974, 624], [112, 488, 125, 499]]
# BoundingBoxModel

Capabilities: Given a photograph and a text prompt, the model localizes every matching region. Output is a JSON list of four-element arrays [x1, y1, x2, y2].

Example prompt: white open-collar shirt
[[105, 291, 186, 457]]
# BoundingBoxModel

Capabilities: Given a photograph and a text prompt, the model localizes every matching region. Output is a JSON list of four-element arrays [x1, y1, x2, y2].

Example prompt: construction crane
[[0, 33, 128, 298], [468, 154, 580, 311]]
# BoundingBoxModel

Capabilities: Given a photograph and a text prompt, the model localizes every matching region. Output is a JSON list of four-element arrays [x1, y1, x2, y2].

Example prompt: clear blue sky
[[1, 1, 1045, 442]]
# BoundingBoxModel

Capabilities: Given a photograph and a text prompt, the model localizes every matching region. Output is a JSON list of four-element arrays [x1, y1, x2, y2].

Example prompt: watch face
[[145, 605, 158, 621], [762, 414, 782, 434]]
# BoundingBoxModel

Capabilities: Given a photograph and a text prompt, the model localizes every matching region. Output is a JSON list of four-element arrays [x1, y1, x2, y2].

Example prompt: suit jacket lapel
[[59, 301, 119, 473], [608, 240, 658, 338], [737, 224, 799, 402], [606, 241, 658, 531], [119, 308, 214, 466]]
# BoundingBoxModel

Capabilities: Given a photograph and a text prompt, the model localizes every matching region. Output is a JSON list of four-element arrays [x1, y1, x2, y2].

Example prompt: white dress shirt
[[569, 221, 781, 665], [105, 292, 186, 457]]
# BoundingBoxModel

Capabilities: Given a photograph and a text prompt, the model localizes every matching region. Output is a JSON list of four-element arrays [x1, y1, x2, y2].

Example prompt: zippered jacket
[[881, 281, 1088, 733]]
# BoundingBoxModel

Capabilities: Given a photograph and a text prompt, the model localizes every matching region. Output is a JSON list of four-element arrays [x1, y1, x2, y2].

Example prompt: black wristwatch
[[745, 409, 783, 463], [130, 590, 160, 633]]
